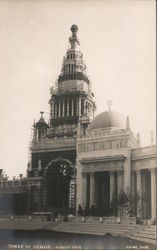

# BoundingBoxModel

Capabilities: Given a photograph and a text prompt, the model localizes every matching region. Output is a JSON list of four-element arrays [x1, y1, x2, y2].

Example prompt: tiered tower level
[[49, 24, 95, 136]]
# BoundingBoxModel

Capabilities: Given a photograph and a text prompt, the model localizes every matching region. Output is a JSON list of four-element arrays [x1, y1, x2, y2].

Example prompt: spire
[[126, 116, 130, 130], [40, 111, 44, 119], [58, 24, 88, 83], [106, 100, 112, 111], [69, 24, 80, 50]]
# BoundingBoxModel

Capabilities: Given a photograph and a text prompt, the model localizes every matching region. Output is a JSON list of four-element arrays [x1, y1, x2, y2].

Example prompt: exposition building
[[0, 25, 156, 222]]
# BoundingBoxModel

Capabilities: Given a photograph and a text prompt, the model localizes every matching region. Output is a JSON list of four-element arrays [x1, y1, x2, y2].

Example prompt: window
[[64, 100, 67, 117], [74, 100, 77, 116], [81, 99, 84, 115], [69, 100, 72, 116]]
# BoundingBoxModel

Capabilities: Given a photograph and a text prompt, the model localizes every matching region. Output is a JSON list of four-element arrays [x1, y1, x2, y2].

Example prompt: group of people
[[77, 204, 96, 217]]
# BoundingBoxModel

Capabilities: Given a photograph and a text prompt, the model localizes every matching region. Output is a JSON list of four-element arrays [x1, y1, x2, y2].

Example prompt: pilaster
[[136, 169, 142, 217], [117, 170, 123, 195], [150, 168, 156, 220], [82, 172, 87, 208], [89, 172, 95, 207], [110, 171, 115, 204]]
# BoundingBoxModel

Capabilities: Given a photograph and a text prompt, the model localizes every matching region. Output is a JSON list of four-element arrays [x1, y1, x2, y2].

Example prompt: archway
[[45, 158, 75, 210]]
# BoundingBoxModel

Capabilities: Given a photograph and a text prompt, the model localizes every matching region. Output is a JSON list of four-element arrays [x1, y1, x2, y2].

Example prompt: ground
[[0, 230, 155, 250]]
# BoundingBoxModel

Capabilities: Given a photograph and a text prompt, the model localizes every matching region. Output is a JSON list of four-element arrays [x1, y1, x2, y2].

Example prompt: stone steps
[[129, 235, 156, 245], [53, 222, 135, 236], [62, 221, 136, 228], [133, 232, 156, 240], [55, 224, 131, 232], [53, 221, 156, 245], [54, 226, 129, 234], [128, 226, 156, 245], [53, 228, 106, 236]]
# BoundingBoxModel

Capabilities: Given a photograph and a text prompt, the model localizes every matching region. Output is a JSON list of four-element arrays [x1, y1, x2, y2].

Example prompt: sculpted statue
[[38, 159, 42, 171]]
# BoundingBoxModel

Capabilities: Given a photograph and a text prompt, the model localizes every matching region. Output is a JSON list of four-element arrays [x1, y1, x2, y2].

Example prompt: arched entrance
[[45, 158, 75, 210]]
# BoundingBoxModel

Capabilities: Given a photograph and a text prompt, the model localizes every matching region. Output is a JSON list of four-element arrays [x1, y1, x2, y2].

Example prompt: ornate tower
[[27, 25, 95, 213], [49, 24, 95, 138]]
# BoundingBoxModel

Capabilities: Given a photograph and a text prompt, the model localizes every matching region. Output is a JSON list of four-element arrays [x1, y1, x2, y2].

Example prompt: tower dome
[[89, 111, 126, 131]]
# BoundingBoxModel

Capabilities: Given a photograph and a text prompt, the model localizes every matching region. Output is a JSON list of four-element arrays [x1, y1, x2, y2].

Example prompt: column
[[79, 98, 81, 117], [141, 172, 146, 219], [55, 104, 58, 118], [117, 170, 123, 195], [131, 172, 136, 216], [82, 172, 87, 208], [62, 101, 65, 117], [58, 102, 61, 118], [110, 171, 115, 204], [90, 172, 95, 207], [71, 99, 74, 116], [151, 168, 156, 220], [67, 100, 69, 117], [76, 99, 79, 116], [136, 170, 142, 217]]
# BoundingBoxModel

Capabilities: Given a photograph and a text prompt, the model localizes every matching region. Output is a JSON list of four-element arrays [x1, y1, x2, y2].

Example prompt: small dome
[[35, 112, 49, 129], [89, 111, 126, 131]]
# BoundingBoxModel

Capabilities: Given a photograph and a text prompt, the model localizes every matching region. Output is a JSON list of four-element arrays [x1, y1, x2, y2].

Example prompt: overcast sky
[[0, 0, 156, 178]]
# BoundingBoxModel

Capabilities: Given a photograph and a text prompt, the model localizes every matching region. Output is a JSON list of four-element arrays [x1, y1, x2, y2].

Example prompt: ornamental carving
[[78, 139, 128, 152]]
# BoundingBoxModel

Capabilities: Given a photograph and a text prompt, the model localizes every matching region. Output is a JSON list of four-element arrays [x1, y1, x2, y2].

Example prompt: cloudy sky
[[0, 0, 156, 178]]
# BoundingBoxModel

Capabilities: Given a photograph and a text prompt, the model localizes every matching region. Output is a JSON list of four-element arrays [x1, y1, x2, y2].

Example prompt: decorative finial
[[126, 116, 130, 130], [40, 111, 44, 118], [71, 24, 78, 35], [107, 100, 113, 111], [69, 24, 79, 49]]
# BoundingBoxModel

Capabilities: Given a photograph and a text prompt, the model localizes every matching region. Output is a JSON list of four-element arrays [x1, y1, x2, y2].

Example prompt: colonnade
[[52, 98, 93, 119], [135, 168, 156, 220], [81, 170, 124, 209], [52, 98, 82, 119]]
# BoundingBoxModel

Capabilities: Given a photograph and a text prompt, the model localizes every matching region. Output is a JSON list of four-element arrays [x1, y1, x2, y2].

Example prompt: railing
[[58, 72, 89, 84], [31, 137, 76, 151]]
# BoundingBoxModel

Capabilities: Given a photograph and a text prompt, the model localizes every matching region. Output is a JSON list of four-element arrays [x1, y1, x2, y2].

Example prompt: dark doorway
[[95, 171, 110, 216], [141, 169, 151, 219], [46, 160, 75, 210]]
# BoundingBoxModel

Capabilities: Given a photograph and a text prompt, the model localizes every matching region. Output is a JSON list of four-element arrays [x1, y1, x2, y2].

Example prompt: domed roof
[[89, 111, 126, 131], [35, 112, 49, 129]]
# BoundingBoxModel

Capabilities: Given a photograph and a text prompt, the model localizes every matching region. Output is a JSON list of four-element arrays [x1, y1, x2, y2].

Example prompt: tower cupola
[[48, 25, 96, 137]]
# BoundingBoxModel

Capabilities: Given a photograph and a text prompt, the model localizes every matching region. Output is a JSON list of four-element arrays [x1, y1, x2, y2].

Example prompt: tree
[[117, 188, 141, 217]]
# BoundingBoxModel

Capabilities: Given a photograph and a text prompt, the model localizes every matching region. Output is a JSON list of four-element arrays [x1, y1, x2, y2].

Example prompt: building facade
[[0, 25, 156, 221]]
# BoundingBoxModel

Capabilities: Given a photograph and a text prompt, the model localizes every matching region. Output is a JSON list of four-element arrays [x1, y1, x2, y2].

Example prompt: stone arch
[[44, 157, 73, 176], [44, 157, 75, 209]]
